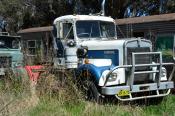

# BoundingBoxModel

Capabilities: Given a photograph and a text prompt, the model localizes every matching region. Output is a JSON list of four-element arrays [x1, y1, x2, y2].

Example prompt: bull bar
[[101, 52, 175, 101]]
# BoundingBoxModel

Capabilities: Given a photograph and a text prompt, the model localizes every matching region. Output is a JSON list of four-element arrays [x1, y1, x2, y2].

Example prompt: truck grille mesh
[[127, 47, 151, 66], [127, 47, 152, 84], [0, 56, 12, 68]]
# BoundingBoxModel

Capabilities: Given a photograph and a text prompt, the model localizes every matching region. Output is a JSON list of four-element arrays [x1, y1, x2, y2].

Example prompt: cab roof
[[53, 15, 115, 24]]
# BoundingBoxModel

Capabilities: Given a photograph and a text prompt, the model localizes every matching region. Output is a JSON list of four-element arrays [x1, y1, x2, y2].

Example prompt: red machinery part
[[25, 65, 44, 82]]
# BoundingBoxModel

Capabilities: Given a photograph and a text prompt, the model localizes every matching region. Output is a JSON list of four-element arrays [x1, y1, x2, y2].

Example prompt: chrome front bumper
[[101, 81, 174, 101], [102, 52, 175, 101]]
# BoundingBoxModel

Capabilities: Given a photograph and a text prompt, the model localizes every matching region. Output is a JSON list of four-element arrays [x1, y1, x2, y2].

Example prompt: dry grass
[[0, 70, 175, 116], [0, 72, 38, 116], [36, 70, 83, 103]]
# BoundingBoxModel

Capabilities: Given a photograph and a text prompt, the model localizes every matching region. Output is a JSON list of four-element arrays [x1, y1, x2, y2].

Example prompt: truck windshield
[[76, 21, 116, 39], [0, 36, 20, 49]]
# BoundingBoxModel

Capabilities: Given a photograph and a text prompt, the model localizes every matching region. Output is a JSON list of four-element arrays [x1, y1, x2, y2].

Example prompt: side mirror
[[67, 40, 76, 47], [76, 47, 88, 58]]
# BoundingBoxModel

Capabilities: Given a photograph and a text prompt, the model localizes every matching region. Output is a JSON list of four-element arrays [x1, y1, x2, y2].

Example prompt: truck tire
[[81, 80, 102, 103]]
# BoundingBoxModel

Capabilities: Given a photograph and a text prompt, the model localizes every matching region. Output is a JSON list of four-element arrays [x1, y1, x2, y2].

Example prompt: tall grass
[[27, 70, 175, 116], [1, 70, 175, 116], [0, 71, 31, 116], [27, 95, 175, 116], [26, 95, 175, 116]]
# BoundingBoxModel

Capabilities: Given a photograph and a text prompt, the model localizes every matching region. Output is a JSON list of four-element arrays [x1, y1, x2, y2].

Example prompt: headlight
[[108, 73, 118, 82]]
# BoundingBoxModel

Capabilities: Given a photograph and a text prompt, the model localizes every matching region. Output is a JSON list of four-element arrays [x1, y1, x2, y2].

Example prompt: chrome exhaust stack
[[101, 0, 106, 16]]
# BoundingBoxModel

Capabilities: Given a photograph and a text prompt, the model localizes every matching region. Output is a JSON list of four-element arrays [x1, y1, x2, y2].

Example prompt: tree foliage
[[0, 0, 73, 32], [0, 0, 24, 33], [0, 0, 130, 32], [0, 0, 175, 33]]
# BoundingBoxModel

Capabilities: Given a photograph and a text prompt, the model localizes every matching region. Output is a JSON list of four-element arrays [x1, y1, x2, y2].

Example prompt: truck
[[50, 14, 174, 102], [0, 32, 24, 79], [17, 0, 175, 102]]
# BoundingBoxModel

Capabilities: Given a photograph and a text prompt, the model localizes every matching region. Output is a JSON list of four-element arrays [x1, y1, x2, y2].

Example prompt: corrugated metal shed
[[116, 13, 175, 25], [115, 13, 175, 38]]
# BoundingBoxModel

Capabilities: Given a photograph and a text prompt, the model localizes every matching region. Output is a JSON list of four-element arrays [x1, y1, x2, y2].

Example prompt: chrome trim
[[115, 89, 171, 101], [101, 0, 106, 16], [123, 38, 152, 65], [101, 81, 174, 101], [103, 51, 174, 101], [104, 52, 174, 87]]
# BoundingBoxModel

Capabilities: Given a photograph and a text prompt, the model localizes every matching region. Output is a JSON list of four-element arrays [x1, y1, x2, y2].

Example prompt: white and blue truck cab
[[52, 14, 174, 102]]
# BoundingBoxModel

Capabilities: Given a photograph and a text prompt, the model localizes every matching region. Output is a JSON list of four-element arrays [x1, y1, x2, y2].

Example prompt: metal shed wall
[[116, 20, 175, 38]]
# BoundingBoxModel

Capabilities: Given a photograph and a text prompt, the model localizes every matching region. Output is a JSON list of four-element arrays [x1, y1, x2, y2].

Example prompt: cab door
[[54, 21, 77, 68]]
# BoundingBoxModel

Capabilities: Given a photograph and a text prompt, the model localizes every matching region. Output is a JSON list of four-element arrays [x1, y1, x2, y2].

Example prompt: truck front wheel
[[81, 80, 102, 103]]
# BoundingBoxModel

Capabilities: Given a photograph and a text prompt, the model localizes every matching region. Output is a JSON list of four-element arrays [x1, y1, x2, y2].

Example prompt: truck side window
[[63, 23, 74, 40]]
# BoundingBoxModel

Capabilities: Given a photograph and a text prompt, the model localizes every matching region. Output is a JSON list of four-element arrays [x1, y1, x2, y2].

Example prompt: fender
[[76, 64, 113, 83]]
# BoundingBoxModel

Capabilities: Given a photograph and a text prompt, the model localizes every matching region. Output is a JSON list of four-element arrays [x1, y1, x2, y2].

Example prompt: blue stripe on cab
[[87, 50, 119, 66]]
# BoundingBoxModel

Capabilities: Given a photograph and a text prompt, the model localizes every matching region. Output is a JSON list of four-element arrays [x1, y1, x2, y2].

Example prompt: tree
[[72, 0, 129, 18], [0, 0, 132, 32], [24, 0, 72, 27], [73, 0, 101, 14], [0, 0, 24, 33]]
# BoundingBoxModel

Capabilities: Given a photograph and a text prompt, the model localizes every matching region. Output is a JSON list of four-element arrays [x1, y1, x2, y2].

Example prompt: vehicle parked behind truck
[[0, 32, 25, 79]]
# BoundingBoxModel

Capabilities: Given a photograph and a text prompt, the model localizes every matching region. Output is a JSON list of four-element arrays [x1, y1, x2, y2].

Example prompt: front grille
[[0, 56, 12, 68], [127, 47, 151, 65], [127, 47, 152, 84]]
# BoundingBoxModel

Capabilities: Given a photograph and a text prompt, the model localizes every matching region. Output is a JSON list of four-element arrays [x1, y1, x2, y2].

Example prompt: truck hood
[[79, 39, 126, 67], [79, 39, 125, 50], [0, 49, 23, 61]]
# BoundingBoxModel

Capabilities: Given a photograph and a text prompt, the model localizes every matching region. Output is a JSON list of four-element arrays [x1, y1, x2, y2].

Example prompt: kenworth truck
[[51, 14, 174, 102]]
